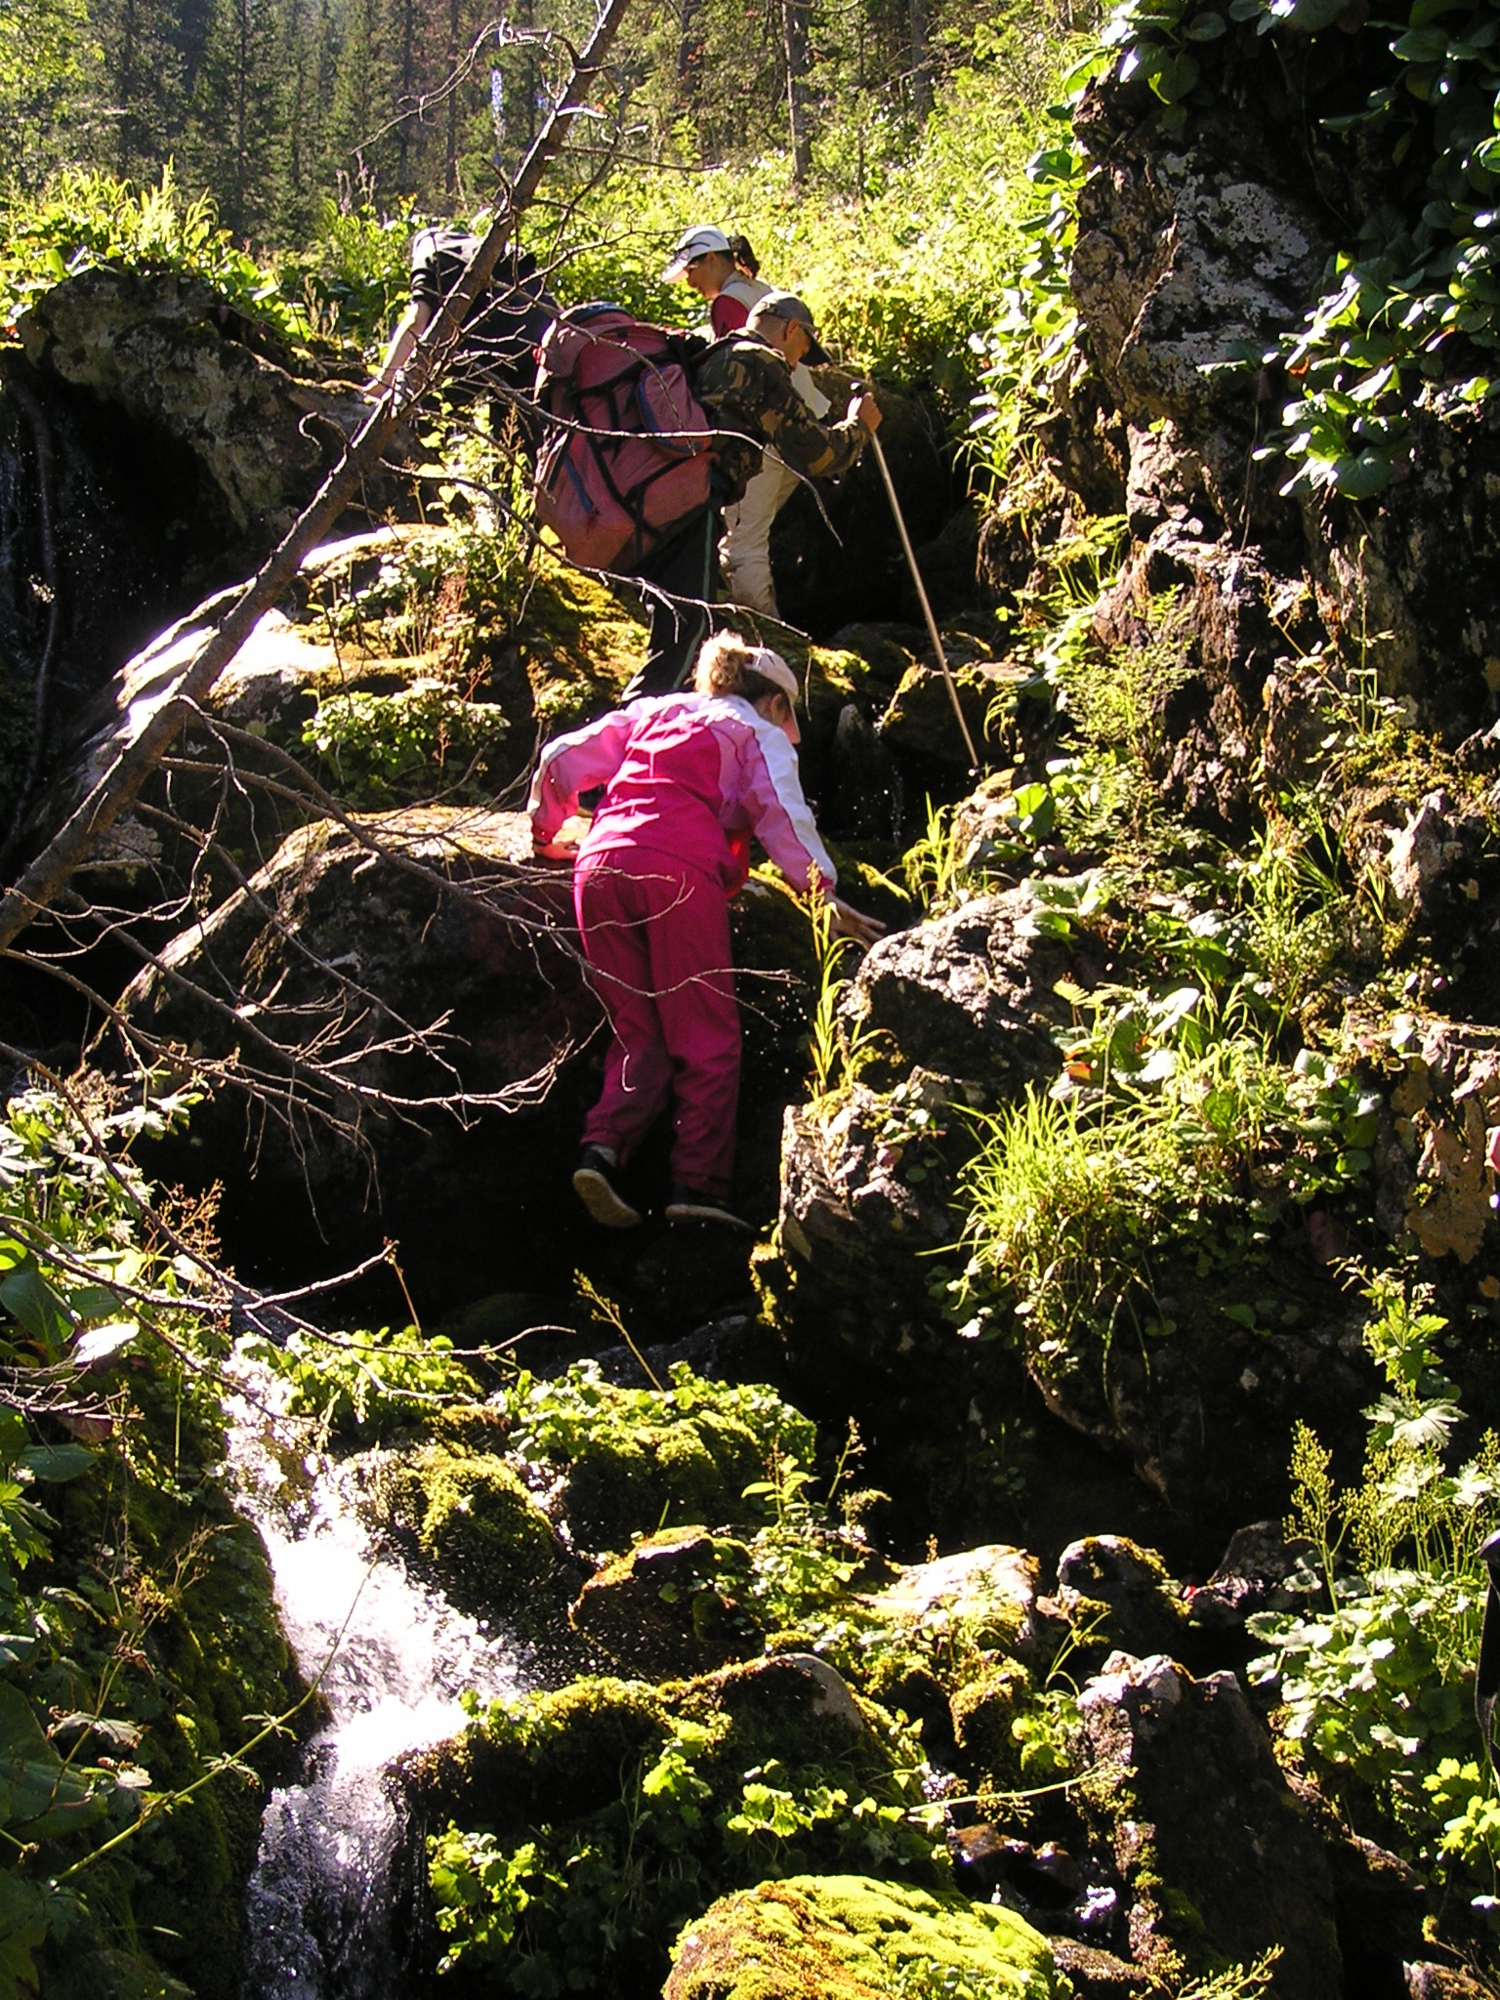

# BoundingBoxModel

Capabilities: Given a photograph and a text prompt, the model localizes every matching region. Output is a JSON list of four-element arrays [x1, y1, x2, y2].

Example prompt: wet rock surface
[[1077, 1651, 1341, 1995]]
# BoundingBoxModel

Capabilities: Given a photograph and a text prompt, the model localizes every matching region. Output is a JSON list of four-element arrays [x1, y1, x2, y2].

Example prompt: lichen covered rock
[[664, 1874, 1061, 2000], [1376, 1019, 1500, 1266], [840, 887, 1075, 1092]]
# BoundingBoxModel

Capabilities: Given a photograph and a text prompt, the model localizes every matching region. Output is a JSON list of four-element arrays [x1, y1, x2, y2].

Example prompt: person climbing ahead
[[530, 634, 885, 1230], [622, 293, 880, 701], [370, 227, 556, 398], [662, 224, 770, 340], [662, 229, 833, 620]]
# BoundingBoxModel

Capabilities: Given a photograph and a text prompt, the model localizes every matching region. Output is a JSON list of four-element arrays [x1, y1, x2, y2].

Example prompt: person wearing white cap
[[662, 225, 833, 619], [530, 632, 884, 1230]]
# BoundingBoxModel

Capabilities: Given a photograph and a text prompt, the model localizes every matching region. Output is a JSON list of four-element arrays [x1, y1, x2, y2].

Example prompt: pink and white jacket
[[528, 691, 836, 898]]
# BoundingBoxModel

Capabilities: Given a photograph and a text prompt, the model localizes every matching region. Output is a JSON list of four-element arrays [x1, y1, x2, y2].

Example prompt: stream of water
[[227, 1382, 524, 1999]]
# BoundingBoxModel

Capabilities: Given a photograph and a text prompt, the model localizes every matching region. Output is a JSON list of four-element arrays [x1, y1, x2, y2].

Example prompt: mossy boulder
[[664, 1874, 1062, 2000], [505, 1364, 818, 1553], [372, 1442, 575, 1625], [1048, 1536, 1188, 1665], [950, 1659, 1033, 1790], [410, 1655, 937, 1997], [570, 1528, 763, 1676]]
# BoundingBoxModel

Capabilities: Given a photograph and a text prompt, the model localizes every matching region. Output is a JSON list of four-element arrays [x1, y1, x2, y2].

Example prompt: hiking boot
[[572, 1147, 641, 1229], [665, 1185, 753, 1232]]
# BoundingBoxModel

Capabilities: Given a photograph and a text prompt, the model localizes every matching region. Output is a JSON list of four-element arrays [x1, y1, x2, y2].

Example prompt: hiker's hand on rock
[[830, 897, 886, 948], [851, 391, 881, 433]]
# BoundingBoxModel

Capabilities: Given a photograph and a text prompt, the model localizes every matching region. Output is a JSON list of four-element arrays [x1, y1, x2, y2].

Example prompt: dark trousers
[[620, 505, 719, 703]]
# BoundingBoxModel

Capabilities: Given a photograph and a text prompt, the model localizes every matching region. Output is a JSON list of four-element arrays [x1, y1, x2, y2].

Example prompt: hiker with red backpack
[[532, 291, 879, 701], [529, 633, 885, 1231], [662, 226, 834, 619]]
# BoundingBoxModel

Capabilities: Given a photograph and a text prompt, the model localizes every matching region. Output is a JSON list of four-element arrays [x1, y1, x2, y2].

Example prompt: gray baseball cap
[[748, 290, 830, 365]]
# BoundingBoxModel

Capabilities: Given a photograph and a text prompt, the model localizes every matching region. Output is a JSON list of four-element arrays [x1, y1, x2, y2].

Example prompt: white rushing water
[[227, 1381, 524, 2000]]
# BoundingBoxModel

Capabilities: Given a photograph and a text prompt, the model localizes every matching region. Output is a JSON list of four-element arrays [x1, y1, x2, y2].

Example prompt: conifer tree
[[94, 0, 186, 178], [326, 0, 399, 200], [186, 0, 284, 236]]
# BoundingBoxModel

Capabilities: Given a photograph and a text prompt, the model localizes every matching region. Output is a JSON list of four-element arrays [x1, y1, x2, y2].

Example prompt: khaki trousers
[[719, 454, 801, 617]]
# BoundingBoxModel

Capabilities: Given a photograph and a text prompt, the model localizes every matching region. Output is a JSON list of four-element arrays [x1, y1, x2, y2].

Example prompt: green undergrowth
[[1248, 1269, 1500, 1902], [0, 165, 411, 356], [0, 1088, 305, 1998], [418, 1662, 944, 1998]]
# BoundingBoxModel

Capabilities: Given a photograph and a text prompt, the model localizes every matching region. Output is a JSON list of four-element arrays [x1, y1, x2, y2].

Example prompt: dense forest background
[[2, 0, 1074, 253]]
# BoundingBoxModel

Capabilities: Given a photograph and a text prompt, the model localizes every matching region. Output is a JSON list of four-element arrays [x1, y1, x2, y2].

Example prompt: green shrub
[[424, 1666, 941, 1996], [0, 162, 311, 342], [1249, 1271, 1500, 1881]]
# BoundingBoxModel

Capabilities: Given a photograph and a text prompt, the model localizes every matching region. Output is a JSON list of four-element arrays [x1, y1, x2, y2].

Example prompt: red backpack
[[532, 304, 714, 572]]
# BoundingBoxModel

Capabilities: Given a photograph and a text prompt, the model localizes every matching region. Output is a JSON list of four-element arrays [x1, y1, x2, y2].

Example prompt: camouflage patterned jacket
[[692, 334, 869, 502]]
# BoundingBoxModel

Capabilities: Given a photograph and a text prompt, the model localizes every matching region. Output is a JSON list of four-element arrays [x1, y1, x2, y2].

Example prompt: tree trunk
[[909, 0, 932, 124], [444, 0, 460, 196], [780, 0, 811, 186], [675, 0, 696, 96]]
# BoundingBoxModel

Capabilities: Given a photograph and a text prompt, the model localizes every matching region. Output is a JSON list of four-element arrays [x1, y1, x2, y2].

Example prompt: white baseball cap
[[748, 647, 799, 705], [662, 225, 732, 281]]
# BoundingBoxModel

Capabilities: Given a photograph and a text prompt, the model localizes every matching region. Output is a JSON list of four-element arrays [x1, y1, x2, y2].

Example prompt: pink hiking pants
[[575, 848, 740, 1198]]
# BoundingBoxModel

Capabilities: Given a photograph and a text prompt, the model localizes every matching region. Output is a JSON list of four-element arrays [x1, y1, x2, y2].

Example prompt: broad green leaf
[[18, 1445, 96, 1484], [1392, 23, 1451, 60], [71, 1322, 137, 1369], [1149, 48, 1201, 98], [0, 1686, 101, 1839], [1184, 10, 1228, 36], [1334, 447, 1394, 496], [0, 1268, 70, 1356], [65, 1286, 121, 1323]]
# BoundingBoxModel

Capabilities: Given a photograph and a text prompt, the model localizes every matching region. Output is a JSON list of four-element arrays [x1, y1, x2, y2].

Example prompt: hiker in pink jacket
[[529, 634, 884, 1230]]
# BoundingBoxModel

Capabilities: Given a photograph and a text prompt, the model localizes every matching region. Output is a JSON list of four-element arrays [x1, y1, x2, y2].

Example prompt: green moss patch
[[372, 1442, 571, 1626], [503, 1363, 818, 1554], [665, 1874, 1061, 2000]]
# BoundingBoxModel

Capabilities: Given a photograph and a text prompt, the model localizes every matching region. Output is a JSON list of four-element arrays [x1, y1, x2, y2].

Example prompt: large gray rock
[[16, 266, 366, 537], [118, 808, 600, 1309], [1077, 1652, 1341, 1996], [839, 885, 1076, 1093]]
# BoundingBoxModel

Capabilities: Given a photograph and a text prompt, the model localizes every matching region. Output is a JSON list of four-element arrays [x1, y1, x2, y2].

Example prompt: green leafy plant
[[301, 682, 510, 804], [1249, 1270, 1500, 1879], [0, 163, 313, 342], [244, 1323, 480, 1443]]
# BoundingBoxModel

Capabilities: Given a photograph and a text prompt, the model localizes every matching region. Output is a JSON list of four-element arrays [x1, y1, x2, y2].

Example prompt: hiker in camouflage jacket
[[694, 290, 879, 500], [621, 291, 880, 701]]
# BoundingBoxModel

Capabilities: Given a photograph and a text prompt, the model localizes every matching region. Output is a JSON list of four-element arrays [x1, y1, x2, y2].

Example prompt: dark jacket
[[410, 228, 557, 386]]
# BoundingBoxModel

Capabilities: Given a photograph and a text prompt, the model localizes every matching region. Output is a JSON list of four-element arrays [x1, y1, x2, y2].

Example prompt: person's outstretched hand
[[533, 837, 578, 864], [829, 897, 886, 948]]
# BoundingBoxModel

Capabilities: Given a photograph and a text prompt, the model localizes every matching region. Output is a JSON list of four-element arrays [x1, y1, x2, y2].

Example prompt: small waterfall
[[227, 1377, 524, 1999]]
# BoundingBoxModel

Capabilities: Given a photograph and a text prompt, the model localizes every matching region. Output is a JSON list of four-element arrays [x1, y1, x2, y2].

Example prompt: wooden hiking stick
[[0, 0, 636, 955], [868, 428, 979, 771]]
